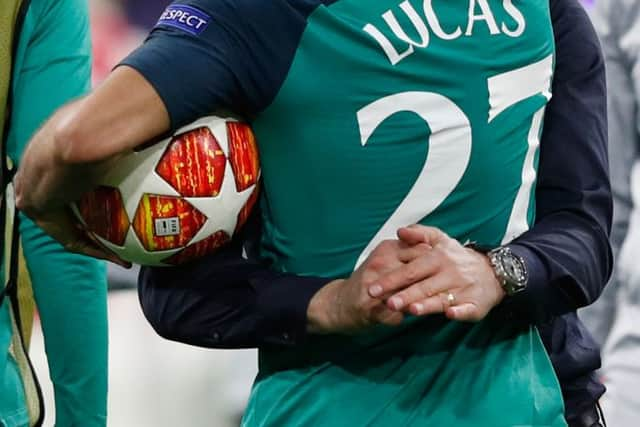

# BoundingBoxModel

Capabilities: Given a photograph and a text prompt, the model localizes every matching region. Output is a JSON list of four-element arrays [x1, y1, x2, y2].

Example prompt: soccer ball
[[73, 115, 260, 266]]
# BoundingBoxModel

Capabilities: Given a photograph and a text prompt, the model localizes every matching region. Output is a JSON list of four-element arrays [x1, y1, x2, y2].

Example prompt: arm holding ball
[[15, 66, 170, 264]]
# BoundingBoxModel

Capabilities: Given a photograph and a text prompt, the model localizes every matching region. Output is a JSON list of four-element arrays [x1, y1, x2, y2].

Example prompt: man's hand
[[371, 225, 505, 322], [26, 207, 131, 268], [307, 239, 431, 334], [15, 66, 170, 215]]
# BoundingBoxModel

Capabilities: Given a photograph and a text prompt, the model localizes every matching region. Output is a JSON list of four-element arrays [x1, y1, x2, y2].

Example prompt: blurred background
[[28, 1, 258, 426]]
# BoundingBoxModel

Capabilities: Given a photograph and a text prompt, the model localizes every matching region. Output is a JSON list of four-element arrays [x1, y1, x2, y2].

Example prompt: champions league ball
[[73, 116, 260, 266]]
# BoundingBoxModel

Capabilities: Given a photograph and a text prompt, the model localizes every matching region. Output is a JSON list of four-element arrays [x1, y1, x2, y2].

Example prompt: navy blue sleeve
[[504, 0, 613, 324], [138, 209, 327, 348], [119, 0, 320, 129]]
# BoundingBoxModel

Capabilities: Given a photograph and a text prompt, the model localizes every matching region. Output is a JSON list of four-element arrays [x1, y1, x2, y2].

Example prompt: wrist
[[476, 251, 506, 304], [486, 254, 507, 303], [306, 279, 343, 334]]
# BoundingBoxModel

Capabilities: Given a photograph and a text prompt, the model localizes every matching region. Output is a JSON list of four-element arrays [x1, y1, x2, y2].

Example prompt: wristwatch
[[487, 246, 528, 296]]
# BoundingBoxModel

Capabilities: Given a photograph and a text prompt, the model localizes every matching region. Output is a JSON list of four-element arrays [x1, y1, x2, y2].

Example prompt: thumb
[[397, 225, 448, 246]]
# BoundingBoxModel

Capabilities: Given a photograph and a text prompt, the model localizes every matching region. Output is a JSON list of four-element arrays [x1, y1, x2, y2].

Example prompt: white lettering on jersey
[[501, 0, 526, 37], [487, 54, 552, 121], [424, 0, 462, 40], [363, 24, 414, 65], [364, 1, 431, 65], [355, 92, 472, 267], [355, 55, 553, 266], [491, 55, 553, 243], [364, 0, 527, 66], [384, 2, 431, 47], [466, 0, 500, 36]]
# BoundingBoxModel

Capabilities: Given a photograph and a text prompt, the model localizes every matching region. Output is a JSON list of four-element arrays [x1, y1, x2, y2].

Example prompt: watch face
[[503, 254, 526, 282], [491, 248, 527, 295]]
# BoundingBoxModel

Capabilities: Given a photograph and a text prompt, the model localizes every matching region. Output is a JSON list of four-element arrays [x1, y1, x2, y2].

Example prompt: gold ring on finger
[[446, 292, 456, 306]]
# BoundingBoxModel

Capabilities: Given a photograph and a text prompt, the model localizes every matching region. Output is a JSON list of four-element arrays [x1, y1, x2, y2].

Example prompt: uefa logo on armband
[[156, 4, 211, 35]]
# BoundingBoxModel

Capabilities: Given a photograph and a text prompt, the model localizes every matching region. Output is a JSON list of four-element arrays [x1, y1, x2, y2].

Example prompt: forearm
[[15, 66, 170, 215], [139, 252, 327, 348], [16, 101, 97, 213], [139, 224, 419, 345], [138, 213, 328, 348]]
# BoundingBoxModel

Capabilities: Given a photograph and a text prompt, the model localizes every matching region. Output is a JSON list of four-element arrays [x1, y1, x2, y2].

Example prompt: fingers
[[72, 241, 125, 266], [68, 209, 132, 267], [396, 242, 432, 263], [63, 214, 131, 267], [386, 273, 450, 311], [445, 303, 482, 322], [365, 240, 431, 298], [82, 233, 132, 268], [33, 208, 132, 268], [64, 230, 128, 267], [407, 294, 446, 316], [403, 290, 487, 322], [368, 239, 427, 269], [397, 225, 448, 247], [368, 254, 440, 298]]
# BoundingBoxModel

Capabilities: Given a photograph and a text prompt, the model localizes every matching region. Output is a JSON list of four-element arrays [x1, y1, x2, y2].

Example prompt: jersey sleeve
[[119, 0, 316, 129], [6, 0, 108, 425]]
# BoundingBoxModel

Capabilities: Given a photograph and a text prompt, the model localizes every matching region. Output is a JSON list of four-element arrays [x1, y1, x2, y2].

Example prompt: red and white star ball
[[73, 115, 260, 266]]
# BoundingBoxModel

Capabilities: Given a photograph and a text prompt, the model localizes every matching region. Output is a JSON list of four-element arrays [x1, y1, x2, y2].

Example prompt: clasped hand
[[307, 225, 506, 334]]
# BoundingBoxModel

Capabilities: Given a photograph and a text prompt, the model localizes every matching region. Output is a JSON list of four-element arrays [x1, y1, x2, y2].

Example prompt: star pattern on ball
[[185, 163, 255, 245], [78, 116, 260, 266], [98, 227, 182, 266], [102, 141, 181, 219]]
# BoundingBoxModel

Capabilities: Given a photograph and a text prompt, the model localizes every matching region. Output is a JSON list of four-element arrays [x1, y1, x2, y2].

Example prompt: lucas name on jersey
[[364, 0, 527, 65]]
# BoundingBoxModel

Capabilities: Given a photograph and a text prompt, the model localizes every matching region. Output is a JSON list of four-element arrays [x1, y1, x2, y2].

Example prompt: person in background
[[579, 0, 640, 425], [0, 0, 108, 426]]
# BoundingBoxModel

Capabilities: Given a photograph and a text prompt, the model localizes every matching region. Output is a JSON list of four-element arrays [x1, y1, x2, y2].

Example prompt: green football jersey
[[124, 0, 564, 425], [246, 1, 563, 426]]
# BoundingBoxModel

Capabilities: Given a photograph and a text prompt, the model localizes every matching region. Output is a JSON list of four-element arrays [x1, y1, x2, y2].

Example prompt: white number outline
[[355, 55, 553, 268]]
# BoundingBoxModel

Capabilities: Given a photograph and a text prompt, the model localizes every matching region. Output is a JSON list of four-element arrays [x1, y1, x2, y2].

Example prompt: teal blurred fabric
[[0, 0, 108, 426]]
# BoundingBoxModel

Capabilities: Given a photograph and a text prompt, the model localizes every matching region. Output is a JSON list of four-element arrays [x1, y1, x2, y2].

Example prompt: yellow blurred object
[[2, 1, 43, 425], [17, 244, 34, 348], [0, 0, 21, 137]]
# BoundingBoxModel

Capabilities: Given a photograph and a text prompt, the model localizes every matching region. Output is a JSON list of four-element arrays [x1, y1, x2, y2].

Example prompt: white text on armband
[[157, 5, 211, 36]]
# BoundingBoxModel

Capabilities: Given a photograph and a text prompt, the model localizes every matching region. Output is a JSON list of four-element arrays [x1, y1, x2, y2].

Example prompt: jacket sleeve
[[7, 1, 109, 425], [138, 0, 613, 348], [504, 0, 613, 324], [138, 211, 327, 349]]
